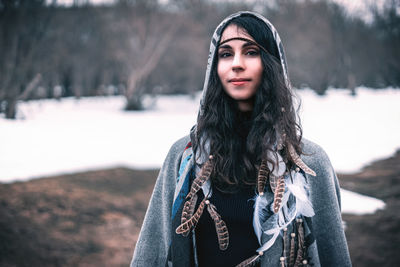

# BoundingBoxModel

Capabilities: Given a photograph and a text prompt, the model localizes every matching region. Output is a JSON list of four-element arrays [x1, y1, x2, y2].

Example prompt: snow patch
[[341, 189, 386, 215]]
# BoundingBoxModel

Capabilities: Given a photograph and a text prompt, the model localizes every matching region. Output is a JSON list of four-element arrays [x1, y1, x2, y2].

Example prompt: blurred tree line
[[0, 0, 399, 119]]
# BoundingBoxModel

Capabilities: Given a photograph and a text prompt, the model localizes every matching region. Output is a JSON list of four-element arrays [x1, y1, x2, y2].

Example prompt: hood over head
[[198, 11, 290, 117]]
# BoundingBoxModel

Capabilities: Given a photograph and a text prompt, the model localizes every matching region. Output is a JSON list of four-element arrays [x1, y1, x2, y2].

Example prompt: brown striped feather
[[273, 175, 285, 213], [186, 158, 213, 199], [289, 233, 296, 267], [207, 203, 229, 250], [181, 193, 198, 224], [235, 254, 260, 267], [176, 198, 206, 236], [287, 144, 316, 176], [283, 228, 288, 265], [269, 174, 278, 194], [294, 221, 305, 266], [257, 159, 269, 194]]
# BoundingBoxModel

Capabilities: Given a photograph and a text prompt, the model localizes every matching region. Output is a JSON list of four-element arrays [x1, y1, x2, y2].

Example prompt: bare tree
[[113, 3, 180, 110], [0, 0, 52, 119], [125, 23, 178, 110], [371, 0, 400, 85]]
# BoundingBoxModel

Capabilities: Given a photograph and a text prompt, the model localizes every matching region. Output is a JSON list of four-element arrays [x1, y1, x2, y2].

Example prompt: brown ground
[[0, 168, 158, 267], [0, 151, 399, 267], [340, 150, 400, 267]]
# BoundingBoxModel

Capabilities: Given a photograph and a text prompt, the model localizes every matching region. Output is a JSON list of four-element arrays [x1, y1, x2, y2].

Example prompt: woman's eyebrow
[[218, 38, 265, 52], [218, 44, 232, 49], [242, 42, 259, 48], [218, 41, 256, 49], [218, 42, 260, 54]]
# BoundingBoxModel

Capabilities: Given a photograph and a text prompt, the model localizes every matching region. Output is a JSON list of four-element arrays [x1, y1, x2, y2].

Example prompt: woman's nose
[[232, 53, 244, 71]]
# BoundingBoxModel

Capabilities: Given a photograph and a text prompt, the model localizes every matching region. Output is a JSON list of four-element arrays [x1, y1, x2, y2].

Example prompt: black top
[[195, 186, 259, 267]]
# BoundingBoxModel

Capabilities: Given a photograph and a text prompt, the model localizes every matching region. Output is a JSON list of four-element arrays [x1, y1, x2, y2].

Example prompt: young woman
[[131, 11, 351, 267]]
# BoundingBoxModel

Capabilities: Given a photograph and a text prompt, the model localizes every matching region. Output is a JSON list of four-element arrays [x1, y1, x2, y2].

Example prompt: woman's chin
[[230, 94, 253, 101]]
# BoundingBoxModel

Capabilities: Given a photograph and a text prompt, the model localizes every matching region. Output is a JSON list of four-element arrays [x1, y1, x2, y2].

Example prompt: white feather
[[286, 172, 308, 202], [267, 151, 286, 177], [253, 194, 268, 244], [277, 191, 291, 225], [258, 205, 298, 253], [287, 172, 315, 217], [297, 199, 315, 217], [256, 231, 280, 253]]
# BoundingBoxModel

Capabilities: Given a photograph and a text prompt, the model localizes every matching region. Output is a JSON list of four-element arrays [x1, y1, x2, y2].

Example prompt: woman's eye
[[218, 52, 232, 58], [246, 50, 259, 56]]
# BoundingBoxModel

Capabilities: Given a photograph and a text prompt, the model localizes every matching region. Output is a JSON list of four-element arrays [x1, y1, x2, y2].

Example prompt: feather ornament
[[253, 194, 269, 244], [256, 231, 280, 254], [273, 175, 285, 213], [263, 150, 286, 194], [283, 227, 288, 265], [269, 174, 278, 193], [186, 157, 213, 199], [257, 195, 297, 253], [181, 193, 198, 224], [280, 257, 285, 267], [180, 157, 213, 229], [201, 179, 212, 199], [257, 159, 269, 195], [295, 219, 305, 266], [235, 254, 260, 267], [206, 202, 229, 250], [176, 198, 206, 236], [287, 144, 316, 176], [286, 172, 315, 217], [289, 232, 296, 267]]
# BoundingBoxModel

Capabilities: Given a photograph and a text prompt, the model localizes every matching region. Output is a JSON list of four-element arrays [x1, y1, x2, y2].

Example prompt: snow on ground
[[1, 87, 399, 214], [299, 87, 400, 173], [0, 95, 198, 182], [341, 189, 385, 215]]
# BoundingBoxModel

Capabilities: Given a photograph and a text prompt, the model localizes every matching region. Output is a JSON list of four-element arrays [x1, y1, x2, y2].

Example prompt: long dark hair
[[194, 14, 302, 192]]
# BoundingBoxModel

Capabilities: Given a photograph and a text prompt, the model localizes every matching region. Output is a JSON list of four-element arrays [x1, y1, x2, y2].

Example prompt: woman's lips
[[231, 81, 248, 86], [229, 78, 251, 86]]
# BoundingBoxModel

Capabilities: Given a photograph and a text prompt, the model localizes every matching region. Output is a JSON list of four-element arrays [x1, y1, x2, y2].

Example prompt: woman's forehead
[[219, 24, 256, 44]]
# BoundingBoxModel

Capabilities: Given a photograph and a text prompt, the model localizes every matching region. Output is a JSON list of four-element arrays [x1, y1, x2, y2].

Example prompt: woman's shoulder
[[300, 139, 341, 211], [161, 135, 191, 168], [301, 138, 331, 163], [168, 135, 191, 156], [300, 138, 334, 177]]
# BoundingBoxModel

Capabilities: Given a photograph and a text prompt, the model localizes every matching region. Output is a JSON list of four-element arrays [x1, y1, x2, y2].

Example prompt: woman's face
[[217, 24, 263, 111]]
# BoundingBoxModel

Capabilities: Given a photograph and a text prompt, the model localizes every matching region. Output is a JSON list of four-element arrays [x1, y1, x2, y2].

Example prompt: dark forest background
[[1, 0, 399, 119]]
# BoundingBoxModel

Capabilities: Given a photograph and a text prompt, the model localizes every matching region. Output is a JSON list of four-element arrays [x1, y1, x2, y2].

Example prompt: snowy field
[[1, 87, 398, 214]]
